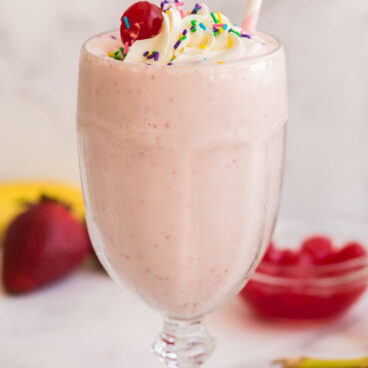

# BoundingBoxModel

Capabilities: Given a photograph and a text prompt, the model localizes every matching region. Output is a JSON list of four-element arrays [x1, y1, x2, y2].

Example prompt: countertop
[[1, 268, 368, 368]]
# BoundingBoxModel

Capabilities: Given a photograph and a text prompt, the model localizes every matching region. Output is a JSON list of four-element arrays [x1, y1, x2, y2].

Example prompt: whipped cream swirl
[[124, 3, 262, 65]]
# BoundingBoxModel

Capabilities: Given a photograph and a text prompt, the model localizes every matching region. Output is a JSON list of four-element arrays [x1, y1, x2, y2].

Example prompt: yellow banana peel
[[0, 181, 85, 242]]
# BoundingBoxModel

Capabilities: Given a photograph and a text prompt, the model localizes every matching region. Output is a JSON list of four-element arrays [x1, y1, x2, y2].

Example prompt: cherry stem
[[274, 357, 368, 368]]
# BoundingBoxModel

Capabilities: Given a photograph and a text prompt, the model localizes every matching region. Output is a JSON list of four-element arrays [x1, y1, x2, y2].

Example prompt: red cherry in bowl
[[325, 242, 367, 264], [241, 238, 368, 320], [263, 242, 283, 264], [120, 1, 164, 44], [300, 236, 334, 264]]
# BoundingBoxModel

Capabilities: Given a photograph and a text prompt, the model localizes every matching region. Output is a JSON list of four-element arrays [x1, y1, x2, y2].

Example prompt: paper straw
[[241, 0, 263, 34]]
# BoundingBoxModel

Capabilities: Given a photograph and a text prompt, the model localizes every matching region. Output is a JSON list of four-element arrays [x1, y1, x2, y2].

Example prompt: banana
[[274, 357, 368, 368], [0, 181, 85, 241]]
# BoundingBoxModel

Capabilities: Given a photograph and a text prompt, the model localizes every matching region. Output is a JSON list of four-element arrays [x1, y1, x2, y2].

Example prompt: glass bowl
[[241, 217, 368, 320]]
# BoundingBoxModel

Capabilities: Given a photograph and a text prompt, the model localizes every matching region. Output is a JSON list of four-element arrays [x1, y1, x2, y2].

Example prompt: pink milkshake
[[78, 2, 287, 321], [77, 4, 287, 364]]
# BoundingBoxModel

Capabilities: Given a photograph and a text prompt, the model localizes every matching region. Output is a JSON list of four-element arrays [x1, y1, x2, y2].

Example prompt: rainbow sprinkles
[[108, 0, 253, 65]]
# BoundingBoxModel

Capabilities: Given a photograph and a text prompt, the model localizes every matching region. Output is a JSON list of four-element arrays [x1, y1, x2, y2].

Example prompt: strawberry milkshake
[[78, 3, 287, 357], [78, 1, 287, 321]]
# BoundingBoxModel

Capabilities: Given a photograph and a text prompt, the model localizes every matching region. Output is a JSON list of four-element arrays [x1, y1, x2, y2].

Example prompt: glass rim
[[81, 29, 283, 71]]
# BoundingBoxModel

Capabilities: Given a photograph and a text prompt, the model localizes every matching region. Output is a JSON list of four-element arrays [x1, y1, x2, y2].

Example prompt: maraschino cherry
[[120, 1, 164, 44], [241, 237, 367, 320]]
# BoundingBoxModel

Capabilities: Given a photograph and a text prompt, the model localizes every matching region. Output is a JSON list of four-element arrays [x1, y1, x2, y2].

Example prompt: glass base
[[152, 317, 215, 368]]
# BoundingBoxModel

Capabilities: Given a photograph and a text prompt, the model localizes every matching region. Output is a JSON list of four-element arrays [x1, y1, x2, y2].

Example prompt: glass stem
[[152, 317, 215, 368]]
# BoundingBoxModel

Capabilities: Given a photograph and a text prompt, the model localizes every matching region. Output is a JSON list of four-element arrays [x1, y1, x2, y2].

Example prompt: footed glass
[[77, 31, 288, 367]]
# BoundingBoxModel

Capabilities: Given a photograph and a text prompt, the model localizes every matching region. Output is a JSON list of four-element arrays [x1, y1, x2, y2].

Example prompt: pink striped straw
[[123, 41, 129, 55], [241, 0, 263, 34]]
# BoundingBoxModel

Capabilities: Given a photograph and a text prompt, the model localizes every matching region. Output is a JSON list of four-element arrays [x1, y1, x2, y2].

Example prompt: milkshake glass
[[77, 4, 288, 366]]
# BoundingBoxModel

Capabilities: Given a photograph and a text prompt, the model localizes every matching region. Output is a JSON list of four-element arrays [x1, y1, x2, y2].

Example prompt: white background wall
[[0, 0, 367, 221]]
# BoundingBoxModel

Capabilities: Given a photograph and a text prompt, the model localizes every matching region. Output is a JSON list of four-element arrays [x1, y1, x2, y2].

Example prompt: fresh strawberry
[[2, 197, 90, 293]]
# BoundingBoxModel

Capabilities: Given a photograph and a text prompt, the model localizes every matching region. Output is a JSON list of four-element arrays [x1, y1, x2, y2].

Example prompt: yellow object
[[0, 181, 85, 241], [217, 11, 223, 24], [274, 357, 368, 368]]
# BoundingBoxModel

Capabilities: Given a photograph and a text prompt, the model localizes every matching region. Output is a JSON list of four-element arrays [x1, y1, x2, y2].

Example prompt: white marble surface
[[0, 0, 367, 221], [2, 216, 368, 367], [1, 268, 368, 368]]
